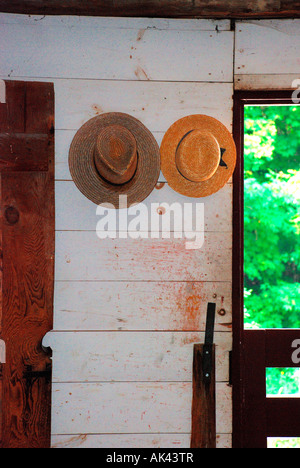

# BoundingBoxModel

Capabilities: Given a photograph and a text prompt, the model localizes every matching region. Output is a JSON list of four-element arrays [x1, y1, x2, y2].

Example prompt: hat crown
[[175, 130, 221, 183], [94, 125, 138, 185]]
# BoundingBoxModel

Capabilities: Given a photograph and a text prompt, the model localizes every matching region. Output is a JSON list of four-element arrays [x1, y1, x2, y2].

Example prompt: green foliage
[[266, 368, 300, 395], [244, 105, 300, 329]]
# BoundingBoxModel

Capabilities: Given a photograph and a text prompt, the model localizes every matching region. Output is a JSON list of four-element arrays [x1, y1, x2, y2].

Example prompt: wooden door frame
[[232, 89, 298, 448]]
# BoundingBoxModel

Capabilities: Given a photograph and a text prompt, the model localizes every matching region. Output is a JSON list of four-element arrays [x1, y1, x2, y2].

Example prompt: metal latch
[[202, 302, 216, 386]]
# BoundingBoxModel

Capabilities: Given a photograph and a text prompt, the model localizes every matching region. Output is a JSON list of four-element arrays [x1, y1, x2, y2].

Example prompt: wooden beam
[[0, 0, 299, 18], [0, 80, 54, 448]]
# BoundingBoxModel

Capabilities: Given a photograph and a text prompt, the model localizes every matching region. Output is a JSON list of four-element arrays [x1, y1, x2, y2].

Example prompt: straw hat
[[69, 113, 160, 208], [160, 115, 236, 197]]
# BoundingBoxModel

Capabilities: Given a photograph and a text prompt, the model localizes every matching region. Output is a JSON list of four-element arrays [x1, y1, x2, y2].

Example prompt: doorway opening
[[233, 91, 300, 448]]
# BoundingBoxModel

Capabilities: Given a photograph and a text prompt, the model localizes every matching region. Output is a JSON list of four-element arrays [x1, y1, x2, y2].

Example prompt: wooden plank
[[0, 79, 233, 134], [25, 81, 55, 133], [0, 14, 231, 30], [51, 80, 233, 133], [0, 81, 25, 132], [0, 173, 54, 448], [55, 181, 232, 233], [1, 0, 299, 19], [0, 81, 55, 448], [51, 381, 232, 435], [0, 21, 233, 82], [0, 134, 50, 172], [235, 73, 300, 90], [191, 344, 216, 448], [235, 20, 300, 76], [43, 331, 231, 383], [51, 432, 232, 448], [55, 231, 232, 282], [53, 281, 232, 332]]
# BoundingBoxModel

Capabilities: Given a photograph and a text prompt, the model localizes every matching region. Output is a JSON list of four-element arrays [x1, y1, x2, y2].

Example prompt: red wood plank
[[0, 134, 50, 172], [191, 344, 216, 448], [0, 81, 25, 133], [0, 80, 54, 448], [25, 82, 55, 134]]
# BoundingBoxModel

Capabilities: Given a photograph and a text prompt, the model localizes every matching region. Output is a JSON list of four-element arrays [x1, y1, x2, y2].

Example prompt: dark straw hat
[[69, 113, 160, 208]]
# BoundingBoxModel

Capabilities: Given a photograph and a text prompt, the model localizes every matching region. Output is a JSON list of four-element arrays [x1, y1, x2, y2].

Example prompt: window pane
[[244, 105, 300, 329], [268, 438, 300, 448], [266, 368, 300, 396]]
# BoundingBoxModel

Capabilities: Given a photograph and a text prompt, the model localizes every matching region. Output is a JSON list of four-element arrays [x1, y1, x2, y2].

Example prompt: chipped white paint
[[51, 381, 232, 435], [235, 20, 300, 76], [51, 432, 232, 449], [46, 331, 231, 382], [55, 180, 232, 233], [53, 281, 232, 332], [55, 231, 232, 282], [0, 79, 6, 103], [0, 16, 233, 82], [235, 73, 300, 90]]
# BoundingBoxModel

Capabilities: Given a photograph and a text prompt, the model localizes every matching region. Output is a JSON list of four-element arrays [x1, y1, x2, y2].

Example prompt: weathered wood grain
[[55, 232, 232, 282], [55, 180, 232, 233], [52, 80, 234, 133], [235, 73, 300, 90], [0, 134, 50, 172], [0, 81, 54, 448], [51, 381, 232, 435], [0, 15, 237, 446], [53, 281, 232, 331], [191, 344, 216, 448], [43, 331, 231, 383], [51, 432, 232, 448], [0, 0, 298, 19], [0, 79, 233, 138], [0, 14, 231, 30], [0, 20, 233, 82], [235, 20, 300, 76]]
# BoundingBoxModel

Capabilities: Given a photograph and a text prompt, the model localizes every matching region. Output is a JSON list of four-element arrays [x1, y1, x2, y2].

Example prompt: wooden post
[[191, 344, 216, 448], [0, 80, 55, 448]]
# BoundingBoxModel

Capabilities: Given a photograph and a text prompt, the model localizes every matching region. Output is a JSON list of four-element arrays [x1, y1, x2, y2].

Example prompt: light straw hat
[[160, 115, 236, 197]]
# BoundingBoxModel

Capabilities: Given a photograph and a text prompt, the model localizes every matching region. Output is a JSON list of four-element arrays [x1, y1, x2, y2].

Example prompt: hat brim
[[69, 113, 160, 208], [160, 115, 236, 198]]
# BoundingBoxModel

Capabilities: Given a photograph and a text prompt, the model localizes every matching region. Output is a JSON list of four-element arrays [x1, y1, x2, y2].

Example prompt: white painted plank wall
[[235, 19, 300, 90], [0, 13, 235, 448]]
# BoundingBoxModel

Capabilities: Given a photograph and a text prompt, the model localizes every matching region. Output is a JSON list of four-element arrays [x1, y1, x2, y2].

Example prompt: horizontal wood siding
[[51, 382, 232, 434], [235, 20, 300, 90], [53, 281, 232, 332], [44, 331, 231, 382], [0, 13, 246, 448], [0, 20, 233, 82]]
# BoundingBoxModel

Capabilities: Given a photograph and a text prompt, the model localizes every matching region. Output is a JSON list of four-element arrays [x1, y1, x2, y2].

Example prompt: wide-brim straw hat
[[69, 112, 160, 208], [160, 115, 236, 197]]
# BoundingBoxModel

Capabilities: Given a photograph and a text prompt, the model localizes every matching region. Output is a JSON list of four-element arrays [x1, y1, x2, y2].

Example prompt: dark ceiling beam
[[0, 0, 299, 18]]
